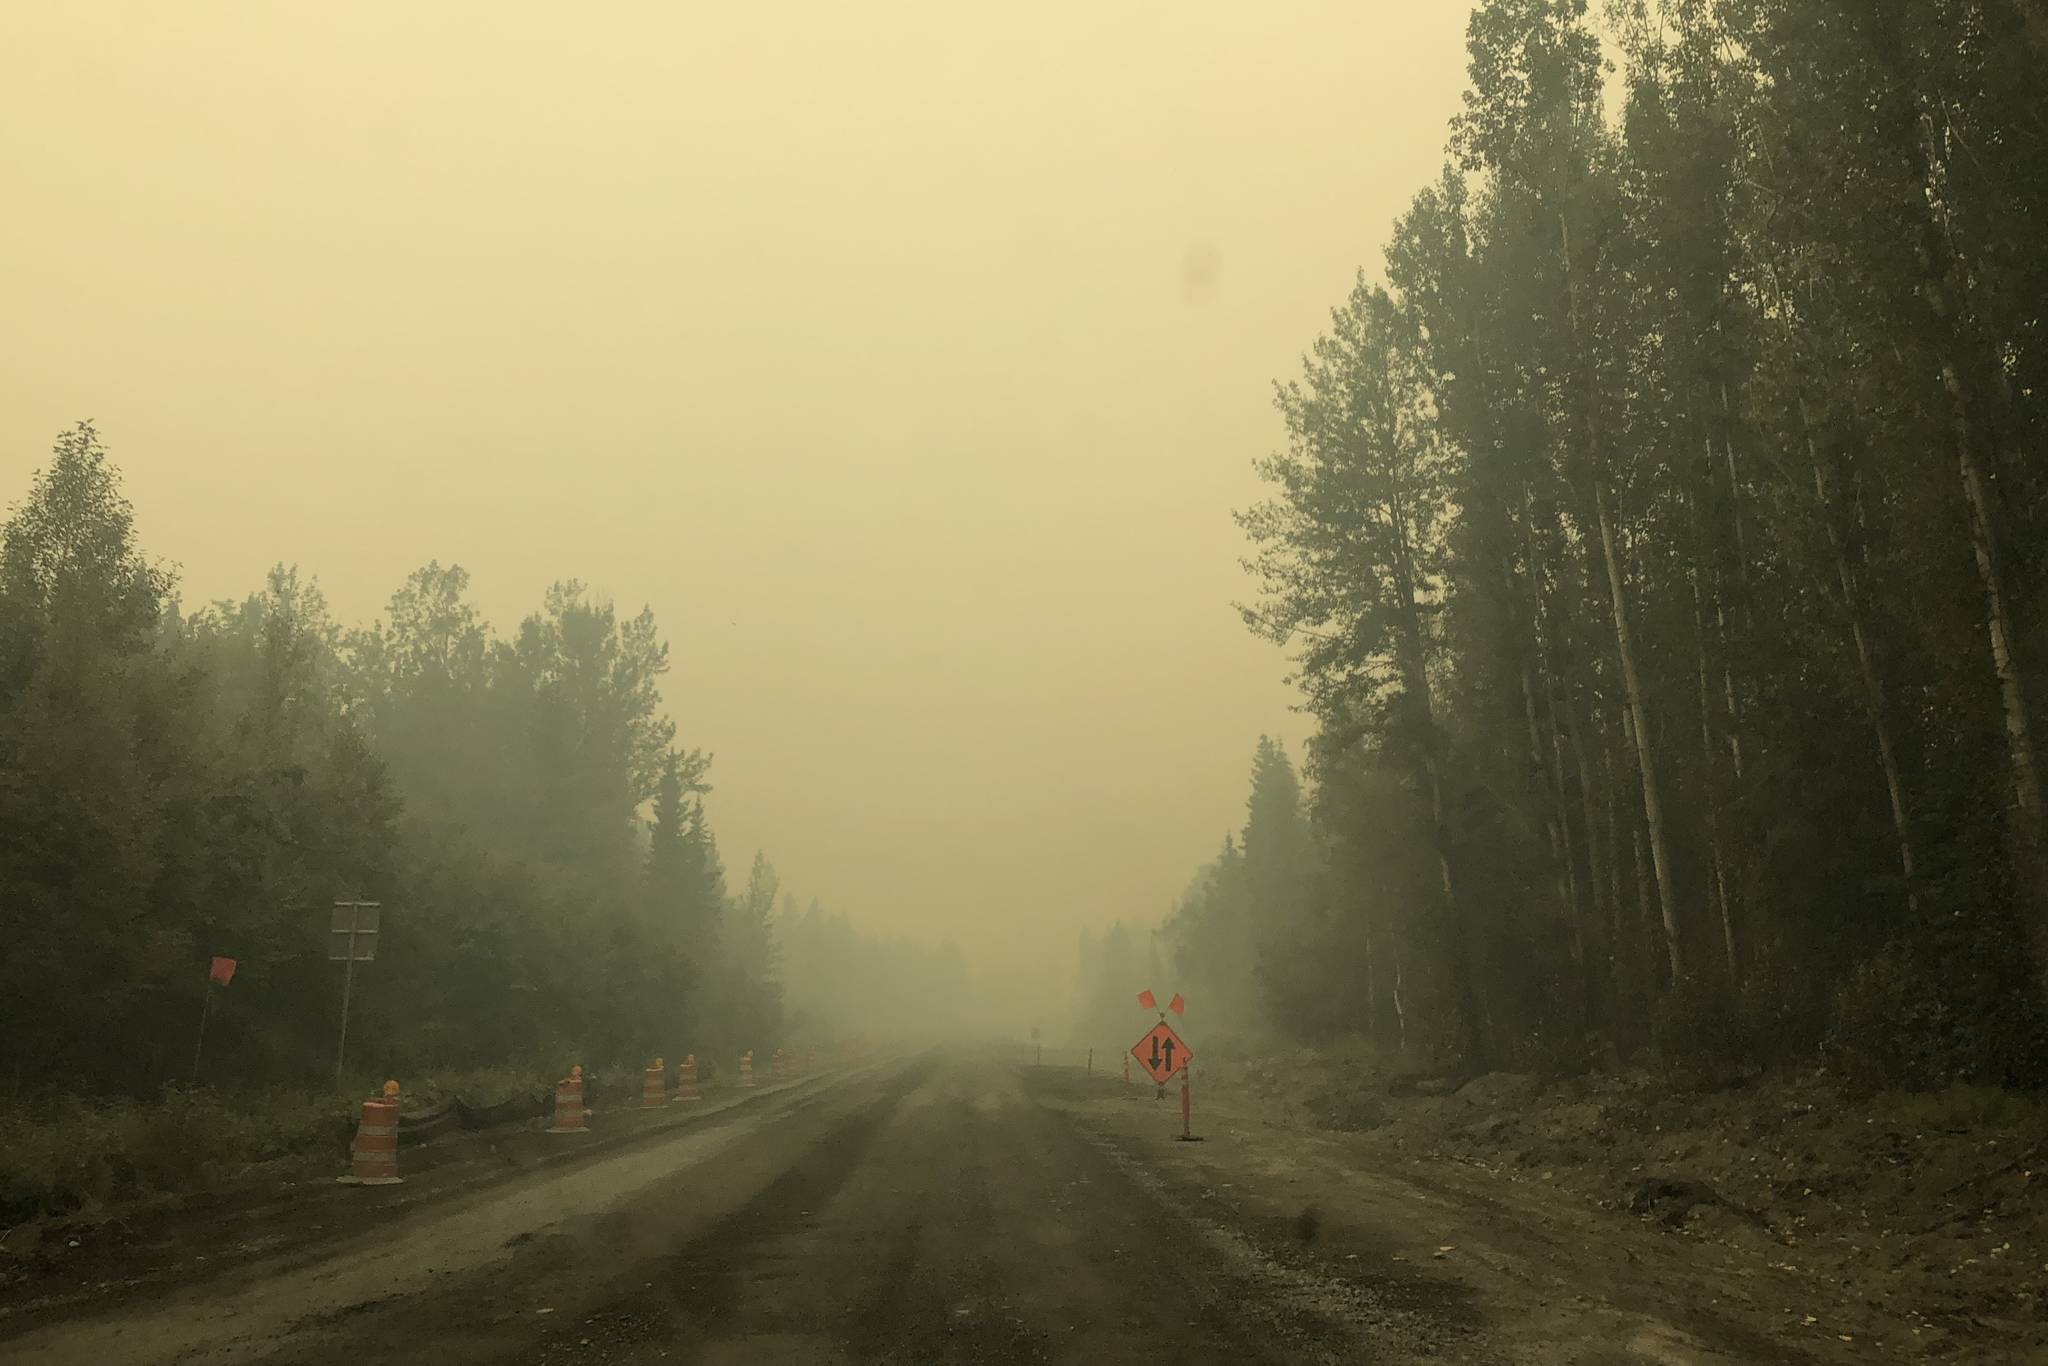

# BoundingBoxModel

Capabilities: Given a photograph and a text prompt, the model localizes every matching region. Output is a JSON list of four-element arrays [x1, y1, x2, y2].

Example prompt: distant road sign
[[1131, 1020, 1191, 1085], [329, 900, 382, 962]]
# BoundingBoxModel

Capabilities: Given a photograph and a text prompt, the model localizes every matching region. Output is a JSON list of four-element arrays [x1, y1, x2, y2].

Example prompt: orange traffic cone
[[739, 1050, 755, 1088], [548, 1066, 589, 1133], [339, 1081, 402, 1185], [675, 1054, 701, 1101], [641, 1058, 666, 1108]]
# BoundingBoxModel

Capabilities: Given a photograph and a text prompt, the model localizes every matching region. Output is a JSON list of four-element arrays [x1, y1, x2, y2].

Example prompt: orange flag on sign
[[1137, 989, 1156, 1009], [1168, 993, 1185, 1016], [208, 957, 236, 986]]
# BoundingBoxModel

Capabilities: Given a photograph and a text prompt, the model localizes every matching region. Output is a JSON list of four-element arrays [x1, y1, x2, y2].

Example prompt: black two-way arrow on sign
[[1148, 1034, 1175, 1075], [1131, 1021, 1191, 1084]]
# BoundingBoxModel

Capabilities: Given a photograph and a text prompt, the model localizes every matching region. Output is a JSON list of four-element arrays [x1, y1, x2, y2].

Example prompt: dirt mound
[[1233, 1049, 2048, 1359], [1455, 1072, 1537, 1108]]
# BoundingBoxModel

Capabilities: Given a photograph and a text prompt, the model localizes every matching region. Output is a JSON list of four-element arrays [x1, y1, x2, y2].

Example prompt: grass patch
[[1869, 1083, 2045, 1133], [0, 1061, 567, 1224]]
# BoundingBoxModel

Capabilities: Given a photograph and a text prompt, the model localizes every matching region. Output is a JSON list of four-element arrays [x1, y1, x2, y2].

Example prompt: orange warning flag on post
[[1137, 989, 1156, 1009], [209, 957, 237, 986], [1167, 993, 1185, 1016]]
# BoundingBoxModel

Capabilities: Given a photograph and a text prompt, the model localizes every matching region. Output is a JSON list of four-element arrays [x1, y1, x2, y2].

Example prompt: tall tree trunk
[[1362, 903, 1380, 1048], [1392, 500, 1486, 1065], [1887, 53, 2048, 941], [1803, 397, 1918, 898], [1954, 419, 2048, 850], [1525, 665, 1587, 980], [1713, 379, 1768, 943], [1519, 488, 1593, 1011], [1691, 562, 1740, 980], [1633, 807, 1654, 986], [1604, 722, 1625, 957], [1599, 721, 1642, 1052], [1620, 709, 1665, 987], [1391, 930, 1409, 1056], [1688, 427, 1741, 982], [1566, 697, 1611, 975], [1561, 209, 1685, 982], [1598, 485, 1685, 982], [1714, 381, 1749, 784]]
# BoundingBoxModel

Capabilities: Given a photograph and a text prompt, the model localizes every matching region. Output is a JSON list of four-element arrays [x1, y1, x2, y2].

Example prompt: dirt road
[[5, 1049, 1859, 1364]]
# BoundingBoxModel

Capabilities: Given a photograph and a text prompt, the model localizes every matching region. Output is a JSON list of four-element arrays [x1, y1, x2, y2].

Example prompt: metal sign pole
[[192, 984, 212, 1084], [329, 898, 382, 1090], [1156, 1010, 1167, 1100], [336, 944, 356, 1088]]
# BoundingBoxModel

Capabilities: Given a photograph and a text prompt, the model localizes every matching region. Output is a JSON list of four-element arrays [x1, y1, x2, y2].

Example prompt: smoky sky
[[1, 2, 1471, 1019]]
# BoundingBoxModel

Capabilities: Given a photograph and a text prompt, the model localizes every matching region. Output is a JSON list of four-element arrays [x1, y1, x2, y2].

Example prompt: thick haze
[[2, 3, 1468, 1019]]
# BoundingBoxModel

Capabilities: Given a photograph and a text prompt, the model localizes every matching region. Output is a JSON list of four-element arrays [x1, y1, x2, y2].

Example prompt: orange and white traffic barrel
[[338, 1081, 402, 1185], [547, 1065, 589, 1133], [739, 1050, 754, 1088], [676, 1054, 701, 1101], [641, 1058, 666, 1108]]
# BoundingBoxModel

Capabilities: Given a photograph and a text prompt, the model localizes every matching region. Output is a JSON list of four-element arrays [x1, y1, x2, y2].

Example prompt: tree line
[[1172, 0, 2048, 1088], [0, 423, 961, 1098]]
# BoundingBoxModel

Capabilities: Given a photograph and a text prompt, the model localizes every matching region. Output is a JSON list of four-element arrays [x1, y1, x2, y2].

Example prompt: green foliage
[[0, 1063, 579, 1222], [1159, 738, 1325, 1040], [0, 1085, 340, 1221], [1826, 923, 2048, 1095], [1187, 0, 2048, 1096], [0, 423, 958, 1109], [1867, 1084, 2044, 1135]]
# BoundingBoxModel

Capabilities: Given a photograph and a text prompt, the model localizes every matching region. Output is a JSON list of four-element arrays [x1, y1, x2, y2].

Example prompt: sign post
[[328, 900, 382, 1087], [1131, 1017, 1198, 1139], [192, 956, 236, 1083]]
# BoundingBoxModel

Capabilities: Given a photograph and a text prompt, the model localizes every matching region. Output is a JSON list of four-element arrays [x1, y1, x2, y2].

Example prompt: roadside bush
[[0, 1067, 559, 1223], [1870, 1083, 2044, 1134], [1651, 975, 1757, 1088], [1650, 958, 1826, 1089], [405, 1065, 556, 1111], [129, 1088, 223, 1192], [1824, 920, 2048, 1096], [1499, 1025, 1603, 1080], [1827, 956, 1936, 1092], [0, 1100, 132, 1219]]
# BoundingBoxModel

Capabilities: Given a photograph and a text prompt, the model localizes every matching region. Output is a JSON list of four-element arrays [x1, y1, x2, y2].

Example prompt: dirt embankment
[[1205, 1045, 2048, 1359]]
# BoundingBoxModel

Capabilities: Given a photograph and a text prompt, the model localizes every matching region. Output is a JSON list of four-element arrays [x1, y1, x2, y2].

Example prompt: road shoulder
[[1033, 1066, 1853, 1365]]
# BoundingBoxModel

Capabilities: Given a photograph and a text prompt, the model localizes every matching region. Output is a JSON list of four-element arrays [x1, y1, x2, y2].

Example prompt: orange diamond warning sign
[[1131, 1021, 1191, 1085]]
